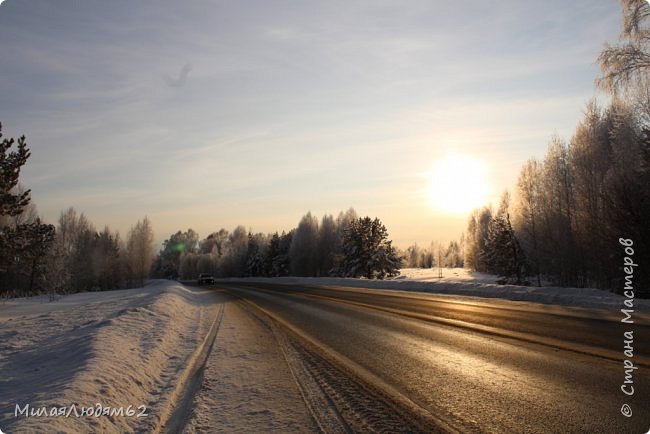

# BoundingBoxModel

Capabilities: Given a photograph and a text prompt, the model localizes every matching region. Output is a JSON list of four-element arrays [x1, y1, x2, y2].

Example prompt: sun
[[426, 155, 489, 214]]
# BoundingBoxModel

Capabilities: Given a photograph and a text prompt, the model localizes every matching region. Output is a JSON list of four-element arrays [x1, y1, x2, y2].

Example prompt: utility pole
[[437, 241, 443, 279]]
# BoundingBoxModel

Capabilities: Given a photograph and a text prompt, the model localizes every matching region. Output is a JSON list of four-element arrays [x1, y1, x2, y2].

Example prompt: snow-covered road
[[179, 300, 319, 433]]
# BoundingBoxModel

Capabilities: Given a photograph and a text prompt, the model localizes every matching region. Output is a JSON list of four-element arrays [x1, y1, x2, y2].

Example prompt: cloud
[[164, 63, 192, 88]]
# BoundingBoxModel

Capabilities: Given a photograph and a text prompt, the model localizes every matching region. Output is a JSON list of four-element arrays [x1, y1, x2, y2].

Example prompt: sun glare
[[427, 155, 489, 215]]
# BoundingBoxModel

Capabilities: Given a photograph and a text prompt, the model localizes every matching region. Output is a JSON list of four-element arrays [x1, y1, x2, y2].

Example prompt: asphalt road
[[219, 282, 650, 434]]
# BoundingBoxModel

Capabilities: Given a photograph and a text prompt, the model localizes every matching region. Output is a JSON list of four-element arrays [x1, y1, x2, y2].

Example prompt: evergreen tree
[[274, 231, 293, 276], [337, 216, 401, 279], [4, 218, 55, 293], [0, 123, 32, 273], [245, 232, 265, 277], [0, 124, 56, 295], [264, 231, 292, 277], [91, 227, 122, 290], [265, 230, 292, 277], [264, 232, 281, 276], [0, 123, 31, 220], [483, 213, 526, 284]]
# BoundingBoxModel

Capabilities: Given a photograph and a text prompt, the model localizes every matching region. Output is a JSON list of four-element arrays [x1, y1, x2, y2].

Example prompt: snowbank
[[0, 280, 223, 433], [218, 268, 650, 311]]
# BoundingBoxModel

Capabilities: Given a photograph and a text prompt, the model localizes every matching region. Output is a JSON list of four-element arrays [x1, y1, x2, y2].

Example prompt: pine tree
[[264, 232, 292, 277], [483, 213, 527, 284], [19, 219, 56, 292], [0, 124, 56, 295], [245, 232, 265, 277], [0, 123, 31, 219], [272, 231, 292, 276], [338, 217, 401, 279], [0, 123, 32, 273], [92, 227, 122, 290]]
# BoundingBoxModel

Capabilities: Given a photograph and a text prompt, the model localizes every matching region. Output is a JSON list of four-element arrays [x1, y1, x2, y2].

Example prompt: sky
[[0, 0, 622, 249]]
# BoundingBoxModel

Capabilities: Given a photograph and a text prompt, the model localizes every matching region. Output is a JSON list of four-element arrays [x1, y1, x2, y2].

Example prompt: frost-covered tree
[[464, 206, 492, 272], [481, 193, 519, 281], [126, 217, 154, 287], [316, 214, 338, 276], [57, 207, 104, 292], [265, 231, 292, 276], [154, 229, 199, 278], [403, 242, 435, 268], [218, 225, 248, 277], [474, 193, 524, 283], [91, 226, 122, 290], [200, 228, 228, 256], [595, 0, 650, 294], [567, 102, 616, 287], [179, 251, 199, 280], [289, 212, 319, 276], [513, 158, 544, 285], [336, 216, 400, 279], [2, 217, 55, 294], [540, 137, 576, 286], [196, 253, 218, 276], [604, 107, 650, 295], [597, 0, 650, 97], [403, 243, 421, 268], [443, 240, 463, 268], [245, 232, 268, 277], [483, 215, 526, 284], [505, 100, 649, 293], [0, 125, 57, 296]]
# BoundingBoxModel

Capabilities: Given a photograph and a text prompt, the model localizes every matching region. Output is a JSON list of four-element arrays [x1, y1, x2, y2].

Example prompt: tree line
[[401, 239, 464, 270], [152, 209, 401, 280], [464, 0, 650, 296], [0, 125, 402, 296], [0, 125, 154, 297]]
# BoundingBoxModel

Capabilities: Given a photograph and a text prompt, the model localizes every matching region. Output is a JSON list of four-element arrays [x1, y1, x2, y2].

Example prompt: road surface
[[181, 281, 650, 433]]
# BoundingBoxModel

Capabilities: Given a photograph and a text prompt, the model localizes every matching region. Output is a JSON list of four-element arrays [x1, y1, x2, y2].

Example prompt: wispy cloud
[[0, 0, 623, 246], [164, 63, 192, 88]]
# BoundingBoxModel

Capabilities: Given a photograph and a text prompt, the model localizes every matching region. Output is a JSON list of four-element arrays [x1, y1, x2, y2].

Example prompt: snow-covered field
[[224, 267, 650, 311]]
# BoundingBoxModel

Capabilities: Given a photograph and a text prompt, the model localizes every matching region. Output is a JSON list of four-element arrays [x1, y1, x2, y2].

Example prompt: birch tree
[[126, 217, 154, 287]]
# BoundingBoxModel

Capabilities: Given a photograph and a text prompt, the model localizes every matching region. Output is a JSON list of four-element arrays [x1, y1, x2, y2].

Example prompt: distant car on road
[[197, 273, 215, 285]]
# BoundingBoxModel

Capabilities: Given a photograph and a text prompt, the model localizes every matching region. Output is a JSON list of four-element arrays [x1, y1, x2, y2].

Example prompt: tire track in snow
[[229, 297, 349, 433], [150, 300, 225, 434], [235, 295, 457, 433]]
